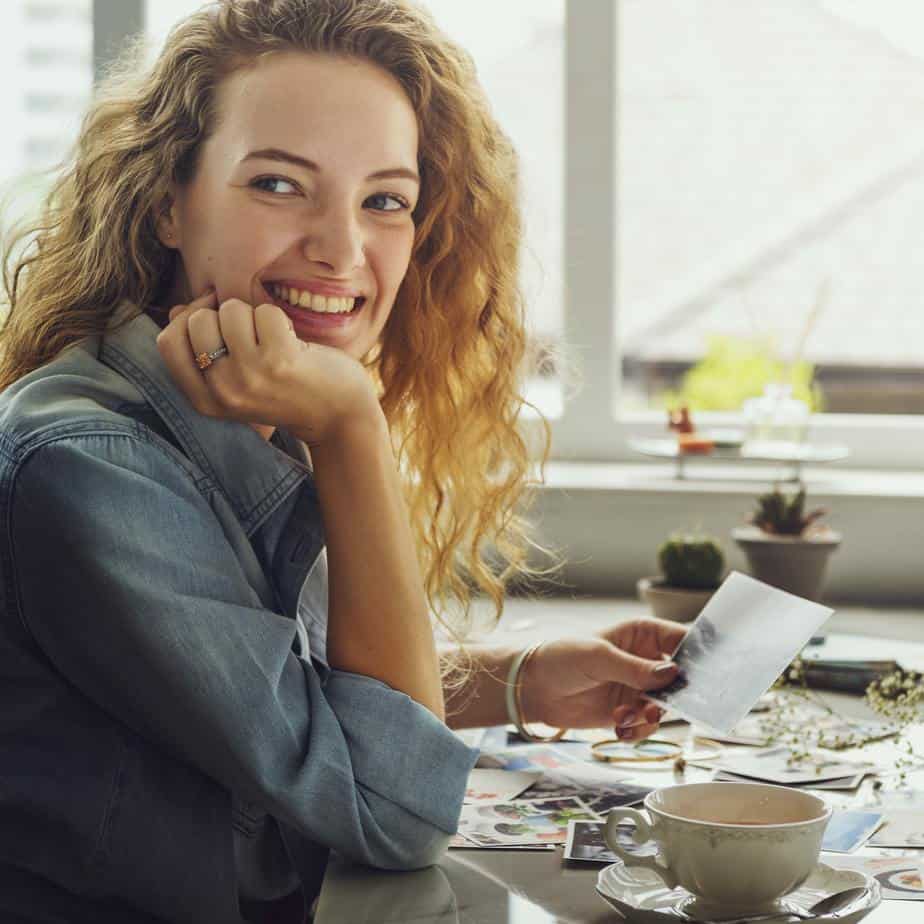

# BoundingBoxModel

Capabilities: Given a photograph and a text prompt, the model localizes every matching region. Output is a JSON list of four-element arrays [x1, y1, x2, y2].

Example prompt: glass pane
[[421, 1, 564, 416], [619, 0, 924, 416], [145, 0, 202, 60], [0, 0, 92, 257]]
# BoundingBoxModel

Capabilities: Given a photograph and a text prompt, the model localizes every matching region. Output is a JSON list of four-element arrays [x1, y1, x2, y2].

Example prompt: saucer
[[596, 860, 880, 922]]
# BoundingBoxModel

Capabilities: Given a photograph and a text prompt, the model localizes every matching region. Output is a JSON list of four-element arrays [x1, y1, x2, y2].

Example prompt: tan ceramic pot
[[636, 577, 716, 623], [731, 526, 841, 601]]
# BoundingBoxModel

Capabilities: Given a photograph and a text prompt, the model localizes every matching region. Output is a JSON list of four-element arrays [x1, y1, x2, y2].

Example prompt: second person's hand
[[156, 290, 380, 445]]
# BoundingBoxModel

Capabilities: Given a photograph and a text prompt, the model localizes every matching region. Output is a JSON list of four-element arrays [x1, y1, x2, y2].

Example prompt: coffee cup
[[604, 781, 832, 913]]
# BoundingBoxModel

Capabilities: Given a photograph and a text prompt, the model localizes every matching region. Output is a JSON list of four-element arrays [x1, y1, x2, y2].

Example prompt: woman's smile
[[263, 280, 369, 337]]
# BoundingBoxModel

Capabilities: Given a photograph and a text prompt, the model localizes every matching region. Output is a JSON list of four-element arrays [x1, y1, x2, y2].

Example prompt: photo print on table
[[821, 810, 884, 853], [709, 745, 873, 786], [475, 744, 581, 773], [463, 768, 540, 804], [563, 820, 658, 864], [457, 797, 597, 847], [868, 809, 924, 848], [824, 855, 924, 901]]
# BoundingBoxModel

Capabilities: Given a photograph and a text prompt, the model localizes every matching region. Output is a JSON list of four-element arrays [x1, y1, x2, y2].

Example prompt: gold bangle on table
[[591, 736, 723, 765], [591, 738, 683, 764], [505, 642, 567, 744]]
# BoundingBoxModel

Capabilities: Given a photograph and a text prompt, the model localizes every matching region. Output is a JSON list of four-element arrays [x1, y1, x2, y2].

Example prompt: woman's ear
[[155, 189, 181, 249]]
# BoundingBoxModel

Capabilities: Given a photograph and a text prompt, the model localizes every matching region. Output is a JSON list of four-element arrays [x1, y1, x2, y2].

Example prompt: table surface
[[314, 600, 924, 923]]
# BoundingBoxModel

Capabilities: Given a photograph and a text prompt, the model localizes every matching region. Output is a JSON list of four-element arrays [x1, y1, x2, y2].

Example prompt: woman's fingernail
[[618, 710, 638, 728], [653, 661, 676, 674], [616, 726, 635, 740]]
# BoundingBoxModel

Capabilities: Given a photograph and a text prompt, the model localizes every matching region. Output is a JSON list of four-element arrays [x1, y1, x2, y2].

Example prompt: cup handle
[[604, 807, 678, 890]]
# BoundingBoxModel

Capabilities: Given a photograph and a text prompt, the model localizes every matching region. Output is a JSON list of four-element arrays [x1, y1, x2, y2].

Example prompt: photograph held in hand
[[647, 571, 833, 734]]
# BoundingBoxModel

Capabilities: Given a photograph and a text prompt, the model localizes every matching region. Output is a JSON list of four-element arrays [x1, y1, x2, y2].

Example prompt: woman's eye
[[365, 193, 409, 212], [251, 176, 299, 196]]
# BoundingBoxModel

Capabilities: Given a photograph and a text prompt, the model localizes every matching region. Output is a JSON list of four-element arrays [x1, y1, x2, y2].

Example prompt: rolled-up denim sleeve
[[10, 434, 477, 870]]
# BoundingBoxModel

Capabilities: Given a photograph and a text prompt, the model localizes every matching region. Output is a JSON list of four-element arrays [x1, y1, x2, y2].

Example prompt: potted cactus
[[732, 486, 840, 601], [637, 533, 726, 623]]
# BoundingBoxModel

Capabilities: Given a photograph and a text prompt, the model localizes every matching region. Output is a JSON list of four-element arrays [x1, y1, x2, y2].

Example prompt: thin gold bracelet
[[507, 642, 567, 743]]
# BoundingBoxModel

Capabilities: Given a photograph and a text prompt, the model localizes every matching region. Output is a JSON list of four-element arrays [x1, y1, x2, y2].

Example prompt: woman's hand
[[518, 618, 687, 741], [156, 289, 380, 445]]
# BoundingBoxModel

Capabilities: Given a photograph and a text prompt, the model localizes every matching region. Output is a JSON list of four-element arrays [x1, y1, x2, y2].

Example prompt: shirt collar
[[97, 304, 309, 535]]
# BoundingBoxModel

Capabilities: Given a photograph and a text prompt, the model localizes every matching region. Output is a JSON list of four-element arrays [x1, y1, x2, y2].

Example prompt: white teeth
[[269, 284, 358, 313]]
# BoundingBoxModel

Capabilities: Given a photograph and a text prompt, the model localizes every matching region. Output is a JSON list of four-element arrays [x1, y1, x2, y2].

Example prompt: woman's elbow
[[354, 823, 452, 871]]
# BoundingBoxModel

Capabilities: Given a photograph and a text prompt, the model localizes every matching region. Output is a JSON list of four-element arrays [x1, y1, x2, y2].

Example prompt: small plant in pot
[[637, 533, 725, 623], [732, 485, 840, 601]]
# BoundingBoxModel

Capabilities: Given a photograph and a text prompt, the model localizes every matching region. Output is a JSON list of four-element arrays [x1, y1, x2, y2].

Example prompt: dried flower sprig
[[865, 668, 924, 784], [765, 659, 924, 784]]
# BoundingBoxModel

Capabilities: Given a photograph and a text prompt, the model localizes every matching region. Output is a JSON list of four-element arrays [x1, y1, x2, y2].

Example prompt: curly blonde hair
[[1, 0, 559, 666]]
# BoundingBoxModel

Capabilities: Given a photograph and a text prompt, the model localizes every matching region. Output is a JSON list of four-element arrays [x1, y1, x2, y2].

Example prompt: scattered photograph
[[711, 745, 873, 785], [563, 820, 618, 863], [868, 810, 924, 848], [457, 797, 597, 847], [508, 759, 635, 798], [711, 770, 866, 791], [647, 572, 832, 733], [583, 786, 652, 816], [563, 820, 658, 863], [464, 768, 540, 804], [821, 810, 884, 853], [475, 744, 580, 772], [825, 855, 924, 901], [478, 725, 511, 752]]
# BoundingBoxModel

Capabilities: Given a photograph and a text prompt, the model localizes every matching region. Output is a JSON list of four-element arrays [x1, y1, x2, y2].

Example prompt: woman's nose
[[301, 210, 366, 276]]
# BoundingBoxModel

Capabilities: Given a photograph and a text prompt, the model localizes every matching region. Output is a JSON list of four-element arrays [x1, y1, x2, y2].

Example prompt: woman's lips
[[268, 292, 366, 333]]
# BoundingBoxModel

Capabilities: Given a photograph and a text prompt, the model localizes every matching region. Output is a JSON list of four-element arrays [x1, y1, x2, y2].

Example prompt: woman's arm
[[311, 409, 444, 720], [441, 643, 519, 729], [441, 621, 685, 736], [11, 433, 474, 870], [158, 297, 445, 719]]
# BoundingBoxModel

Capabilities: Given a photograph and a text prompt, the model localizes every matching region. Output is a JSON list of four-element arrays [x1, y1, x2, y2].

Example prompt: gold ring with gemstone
[[195, 345, 229, 370]]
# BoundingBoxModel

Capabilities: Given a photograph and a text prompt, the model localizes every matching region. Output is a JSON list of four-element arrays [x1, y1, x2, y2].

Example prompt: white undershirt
[[295, 546, 329, 667]]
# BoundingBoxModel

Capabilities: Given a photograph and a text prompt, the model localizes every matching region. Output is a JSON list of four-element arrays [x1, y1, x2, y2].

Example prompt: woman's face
[[159, 52, 420, 361]]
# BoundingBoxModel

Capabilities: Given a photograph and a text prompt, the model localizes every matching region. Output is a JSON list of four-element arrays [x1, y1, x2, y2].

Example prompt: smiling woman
[[154, 53, 420, 359], [0, 2, 683, 922]]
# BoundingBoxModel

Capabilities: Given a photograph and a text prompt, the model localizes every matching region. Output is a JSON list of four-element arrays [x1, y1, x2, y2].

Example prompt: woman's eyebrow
[[241, 147, 420, 184]]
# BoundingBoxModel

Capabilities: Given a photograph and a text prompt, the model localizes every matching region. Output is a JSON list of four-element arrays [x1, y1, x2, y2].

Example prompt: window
[[547, 0, 924, 469], [0, 0, 91, 247], [619, 0, 924, 419], [94, 1, 924, 471], [420, 2, 565, 419]]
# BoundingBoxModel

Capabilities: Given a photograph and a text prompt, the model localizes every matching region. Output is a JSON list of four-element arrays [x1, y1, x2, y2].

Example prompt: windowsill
[[539, 461, 924, 498], [527, 461, 924, 605]]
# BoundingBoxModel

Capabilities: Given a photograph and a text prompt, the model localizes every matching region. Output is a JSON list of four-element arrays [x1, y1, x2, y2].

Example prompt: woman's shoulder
[[0, 339, 161, 458]]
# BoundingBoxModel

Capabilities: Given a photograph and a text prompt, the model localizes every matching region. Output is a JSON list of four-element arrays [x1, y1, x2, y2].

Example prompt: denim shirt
[[0, 306, 478, 924]]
